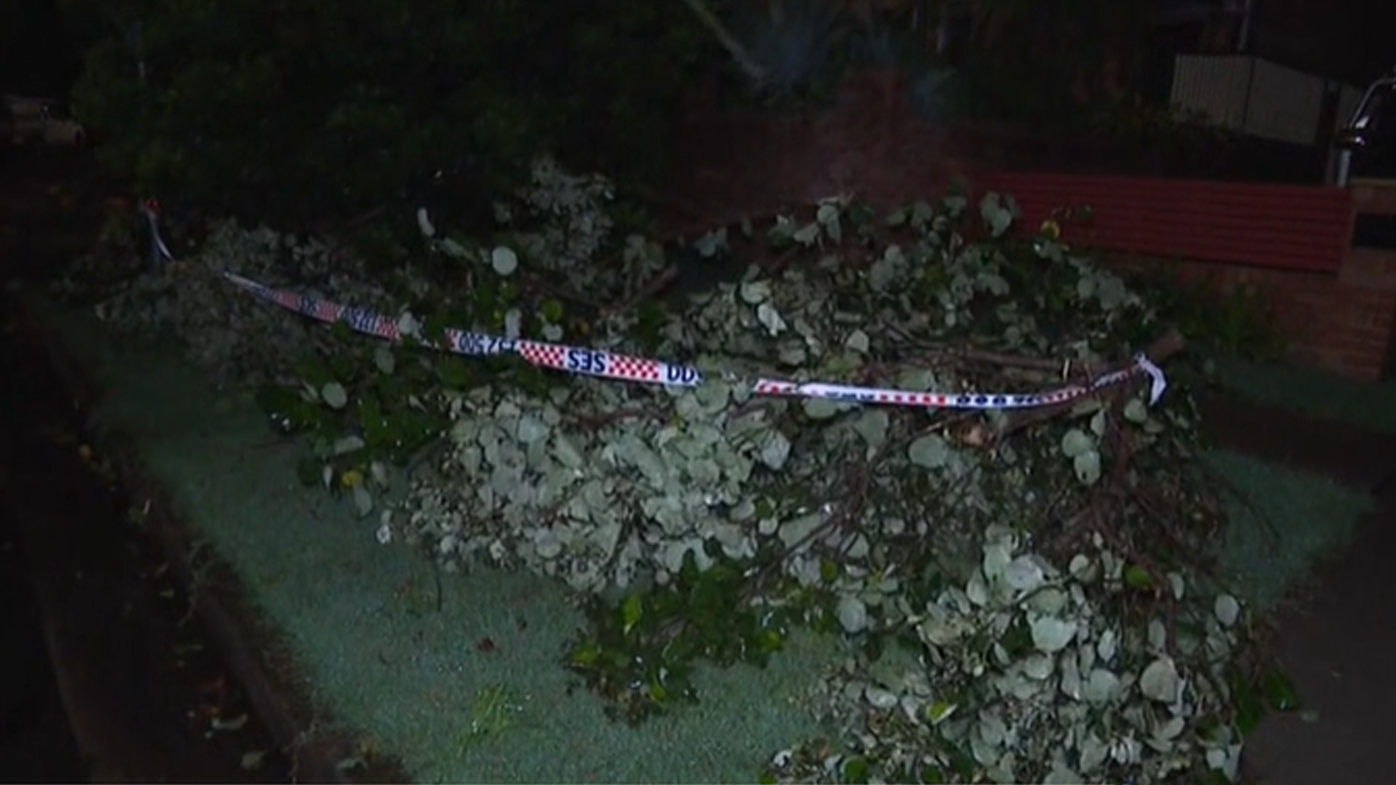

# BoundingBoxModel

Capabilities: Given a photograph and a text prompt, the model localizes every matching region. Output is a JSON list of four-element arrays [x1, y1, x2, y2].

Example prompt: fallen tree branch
[[990, 329, 1186, 443]]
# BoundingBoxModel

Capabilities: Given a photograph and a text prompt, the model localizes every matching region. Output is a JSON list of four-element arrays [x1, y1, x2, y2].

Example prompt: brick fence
[[662, 73, 1396, 381], [975, 174, 1396, 380], [1099, 237, 1396, 381]]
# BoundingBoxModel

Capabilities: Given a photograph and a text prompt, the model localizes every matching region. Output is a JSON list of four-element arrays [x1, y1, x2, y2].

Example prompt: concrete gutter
[[6, 287, 410, 784]]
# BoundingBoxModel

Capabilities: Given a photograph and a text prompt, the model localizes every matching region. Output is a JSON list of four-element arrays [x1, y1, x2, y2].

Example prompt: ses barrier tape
[[145, 204, 1167, 410], [220, 271, 1168, 411]]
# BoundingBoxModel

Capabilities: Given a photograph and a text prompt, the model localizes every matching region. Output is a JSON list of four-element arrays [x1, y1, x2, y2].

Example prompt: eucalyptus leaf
[[491, 246, 518, 275], [803, 397, 844, 420], [757, 302, 787, 335], [792, 222, 820, 245], [739, 280, 771, 304], [759, 430, 793, 470], [1140, 657, 1182, 703], [1082, 668, 1121, 704], [836, 595, 869, 633], [1060, 428, 1093, 458], [1154, 716, 1185, 741], [844, 328, 871, 354], [1030, 616, 1076, 653], [1089, 409, 1107, 437], [373, 346, 395, 375], [416, 207, 436, 238], [1043, 762, 1081, 785], [320, 382, 349, 410], [1003, 556, 1046, 592], [1215, 593, 1241, 627], [1124, 398, 1149, 424], [851, 409, 889, 452], [908, 434, 951, 469], [1073, 450, 1101, 485]]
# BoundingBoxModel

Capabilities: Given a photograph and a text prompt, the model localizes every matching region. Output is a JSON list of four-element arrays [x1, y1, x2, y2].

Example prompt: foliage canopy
[[61, 0, 711, 229]]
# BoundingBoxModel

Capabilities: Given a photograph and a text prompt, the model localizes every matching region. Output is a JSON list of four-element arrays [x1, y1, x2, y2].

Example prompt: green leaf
[[255, 384, 317, 432], [621, 593, 644, 636], [842, 756, 870, 784], [436, 357, 473, 389], [541, 298, 565, 323], [925, 700, 957, 724], [1124, 564, 1153, 590], [820, 559, 840, 583], [1230, 669, 1265, 737], [1261, 666, 1300, 712], [920, 765, 947, 784], [568, 640, 602, 668]]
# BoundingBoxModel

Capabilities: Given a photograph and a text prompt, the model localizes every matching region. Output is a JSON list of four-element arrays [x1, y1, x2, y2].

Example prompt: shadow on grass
[[1213, 357, 1396, 437]]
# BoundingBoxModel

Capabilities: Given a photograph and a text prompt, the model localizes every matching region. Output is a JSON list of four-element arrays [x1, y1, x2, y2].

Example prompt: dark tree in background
[[54, 0, 714, 231], [0, 0, 86, 95]]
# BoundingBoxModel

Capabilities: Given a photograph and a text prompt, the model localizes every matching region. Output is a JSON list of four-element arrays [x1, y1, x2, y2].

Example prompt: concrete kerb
[[6, 286, 411, 785]]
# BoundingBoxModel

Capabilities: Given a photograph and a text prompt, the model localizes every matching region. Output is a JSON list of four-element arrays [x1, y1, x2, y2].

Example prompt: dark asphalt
[[1198, 391, 1396, 783], [1, 149, 291, 783]]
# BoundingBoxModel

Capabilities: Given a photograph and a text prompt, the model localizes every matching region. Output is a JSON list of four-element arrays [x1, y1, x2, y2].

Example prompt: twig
[[1085, 501, 1179, 660], [602, 265, 681, 319], [524, 272, 606, 313]]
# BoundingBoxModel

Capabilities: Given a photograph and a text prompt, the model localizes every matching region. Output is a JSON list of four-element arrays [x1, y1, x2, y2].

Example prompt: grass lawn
[[1214, 356, 1396, 437], [1204, 451, 1374, 612]]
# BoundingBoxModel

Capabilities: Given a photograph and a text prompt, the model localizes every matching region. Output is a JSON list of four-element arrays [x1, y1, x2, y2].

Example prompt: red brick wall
[[1107, 250, 1396, 381]]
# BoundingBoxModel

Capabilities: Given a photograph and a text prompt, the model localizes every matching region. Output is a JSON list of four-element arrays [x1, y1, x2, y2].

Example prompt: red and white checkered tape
[[606, 354, 664, 382], [220, 271, 1167, 410], [518, 342, 566, 369]]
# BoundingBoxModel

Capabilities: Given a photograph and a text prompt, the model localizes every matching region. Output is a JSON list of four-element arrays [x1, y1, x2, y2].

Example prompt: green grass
[[1205, 451, 1374, 611], [41, 306, 838, 784], [1213, 356, 1396, 436]]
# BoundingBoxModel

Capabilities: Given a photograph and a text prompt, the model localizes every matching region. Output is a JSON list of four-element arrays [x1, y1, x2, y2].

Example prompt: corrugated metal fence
[[1170, 54, 1359, 146]]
